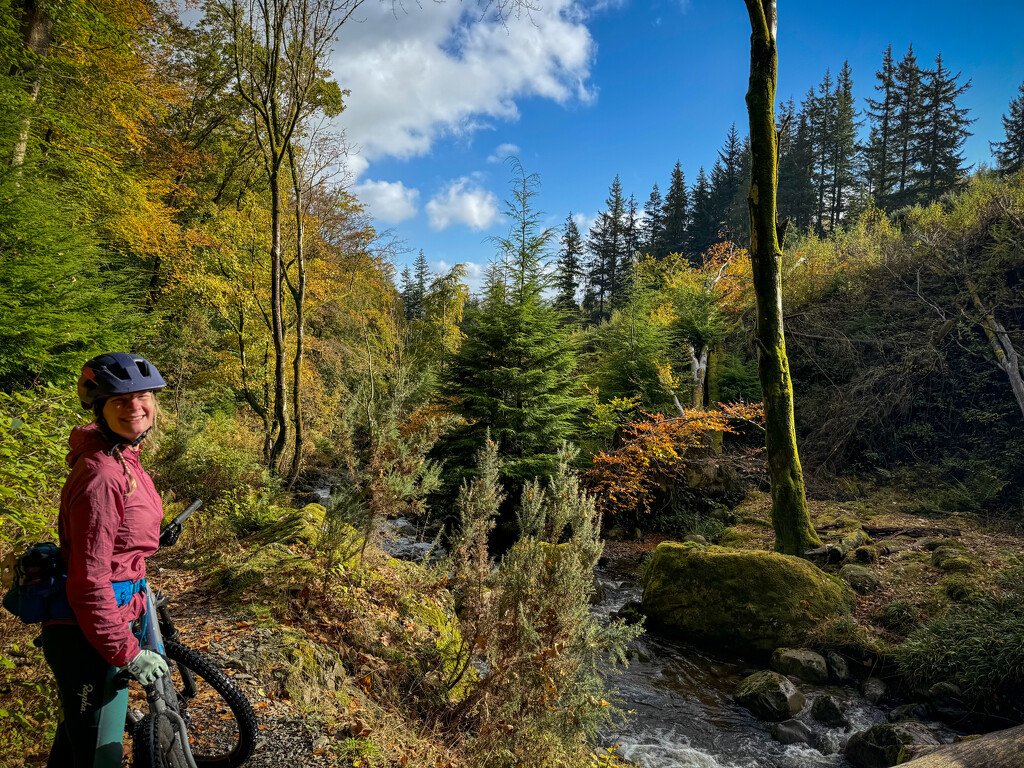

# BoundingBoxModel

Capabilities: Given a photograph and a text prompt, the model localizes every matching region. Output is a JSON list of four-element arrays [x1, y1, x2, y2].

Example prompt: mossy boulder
[[281, 633, 347, 709], [931, 545, 975, 573], [640, 543, 855, 653], [407, 599, 475, 703], [840, 564, 881, 594], [846, 723, 940, 768], [771, 648, 829, 684], [734, 670, 806, 721]]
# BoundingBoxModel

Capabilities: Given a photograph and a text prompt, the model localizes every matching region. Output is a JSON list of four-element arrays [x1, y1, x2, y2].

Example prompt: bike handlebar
[[158, 499, 202, 549]]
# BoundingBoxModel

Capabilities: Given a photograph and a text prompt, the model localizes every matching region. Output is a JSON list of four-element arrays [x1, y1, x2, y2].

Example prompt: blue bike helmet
[[77, 352, 166, 410]]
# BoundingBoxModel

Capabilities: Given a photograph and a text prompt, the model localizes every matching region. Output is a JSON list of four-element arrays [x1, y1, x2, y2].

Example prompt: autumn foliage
[[585, 403, 763, 518]]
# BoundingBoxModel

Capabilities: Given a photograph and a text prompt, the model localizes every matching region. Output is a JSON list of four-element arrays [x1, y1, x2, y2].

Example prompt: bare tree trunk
[[743, 0, 821, 556], [9, 0, 52, 167], [970, 286, 1024, 418], [688, 343, 709, 408], [286, 143, 306, 480], [268, 170, 289, 470]]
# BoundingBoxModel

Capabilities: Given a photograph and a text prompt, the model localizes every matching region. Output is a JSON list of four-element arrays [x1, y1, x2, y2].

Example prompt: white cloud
[[330, 1, 595, 163], [427, 178, 499, 231], [353, 179, 420, 223], [487, 143, 520, 163], [435, 259, 486, 292]]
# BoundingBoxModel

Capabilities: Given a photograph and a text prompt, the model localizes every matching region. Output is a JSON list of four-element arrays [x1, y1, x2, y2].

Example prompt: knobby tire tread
[[165, 639, 258, 768], [134, 711, 189, 768]]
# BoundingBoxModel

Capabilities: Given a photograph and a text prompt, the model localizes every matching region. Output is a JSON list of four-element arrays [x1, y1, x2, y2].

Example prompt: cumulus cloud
[[330, 1, 595, 163], [427, 178, 499, 231], [353, 179, 420, 223], [437, 259, 487, 292], [487, 143, 520, 163]]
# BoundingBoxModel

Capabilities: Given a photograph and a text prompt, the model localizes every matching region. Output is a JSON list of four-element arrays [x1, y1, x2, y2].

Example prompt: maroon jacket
[[56, 424, 163, 667]]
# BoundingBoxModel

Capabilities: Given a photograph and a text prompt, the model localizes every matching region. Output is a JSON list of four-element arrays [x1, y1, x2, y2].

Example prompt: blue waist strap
[[111, 578, 147, 608]]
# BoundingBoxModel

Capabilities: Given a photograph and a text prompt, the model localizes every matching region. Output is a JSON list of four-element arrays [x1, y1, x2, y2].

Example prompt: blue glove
[[125, 649, 169, 685]]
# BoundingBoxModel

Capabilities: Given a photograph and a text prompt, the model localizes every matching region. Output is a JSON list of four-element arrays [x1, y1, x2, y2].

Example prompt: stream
[[377, 516, 903, 768]]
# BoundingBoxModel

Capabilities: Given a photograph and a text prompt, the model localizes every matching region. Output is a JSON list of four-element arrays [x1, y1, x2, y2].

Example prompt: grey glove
[[125, 649, 169, 685]]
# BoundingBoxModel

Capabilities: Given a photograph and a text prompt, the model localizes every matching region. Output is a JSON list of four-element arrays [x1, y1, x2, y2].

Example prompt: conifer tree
[[642, 183, 665, 257], [829, 61, 859, 230], [777, 99, 816, 232], [586, 175, 627, 319], [617, 194, 641, 306], [400, 250, 431, 321], [891, 45, 925, 209], [442, 162, 583, 493], [688, 167, 717, 257], [992, 80, 1024, 176], [912, 53, 973, 203], [807, 71, 835, 231], [711, 124, 745, 239], [865, 44, 899, 205], [659, 161, 690, 261], [555, 214, 583, 315]]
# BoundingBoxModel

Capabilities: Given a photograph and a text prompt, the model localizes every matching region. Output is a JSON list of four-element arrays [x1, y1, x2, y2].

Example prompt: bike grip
[[171, 499, 203, 527]]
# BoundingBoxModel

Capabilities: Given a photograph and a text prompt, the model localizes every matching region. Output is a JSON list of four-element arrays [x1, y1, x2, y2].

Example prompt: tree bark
[[743, 0, 821, 555], [901, 724, 1024, 767], [970, 286, 1024, 418], [286, 143, 306, 481], [9, 0, 52, 167]]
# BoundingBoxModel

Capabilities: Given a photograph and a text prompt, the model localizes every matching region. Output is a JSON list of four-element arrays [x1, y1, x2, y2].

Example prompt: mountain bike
[[127, 500, 258, 768]]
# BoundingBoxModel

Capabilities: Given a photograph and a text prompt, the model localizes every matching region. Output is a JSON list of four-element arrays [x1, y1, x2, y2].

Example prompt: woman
[[43, 352, 170, 767]]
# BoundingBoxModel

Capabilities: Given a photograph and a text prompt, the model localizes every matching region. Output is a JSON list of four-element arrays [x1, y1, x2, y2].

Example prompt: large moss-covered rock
[[840, 564, 881, 594], [640, 543, 855, 652], [846, 723, 941, 768], [771, 648, 829, 684]]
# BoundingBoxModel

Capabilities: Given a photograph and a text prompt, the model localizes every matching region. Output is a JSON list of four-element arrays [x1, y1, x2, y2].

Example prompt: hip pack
[[1, 542, 145, 624]]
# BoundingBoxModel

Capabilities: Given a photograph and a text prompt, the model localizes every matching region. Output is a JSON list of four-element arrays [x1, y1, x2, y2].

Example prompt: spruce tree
[[912, 53, 973, 203], [829, 61, 859, 230], [710, 124, 744, 239], [865, 44, 899, 205], [586, 175, 627, 319], [992, 80, 1024, 176], [555, 214, 583, 315], [617, 193, 641, 305], [688, 167, 717, 257], [642, 183, 664, 257], [807, 71, 835, 231], [891, 44, 925, 209], [658, 161, 690, 261], [777, 99, 816, 232], [442, 162, 583, 493], [401, 250, 430, 320]]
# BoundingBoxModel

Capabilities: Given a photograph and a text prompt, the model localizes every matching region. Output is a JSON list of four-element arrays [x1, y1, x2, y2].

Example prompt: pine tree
[[829, 61, 859, 229], [912, 53, 973, 203], [401, 250, 430, 320], [710, 124, 744, 239], [777, 99, 816, 232], [642, 184, 664, 257], [586, 175, 627, 319], [864, 44, 899, 205], [442, 162, 583, 492], [891, 45, 925, 209], [555, 214, 583, 315], [617, 194, 641, 305], [807, 71, 835, 231], [992, 80, 1024, 176], [658, 161, 690, 261], [688, 167, 717, 257]]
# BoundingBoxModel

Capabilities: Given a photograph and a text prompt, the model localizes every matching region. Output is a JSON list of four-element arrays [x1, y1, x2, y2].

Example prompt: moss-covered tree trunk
[[742, 0, 821, 555]]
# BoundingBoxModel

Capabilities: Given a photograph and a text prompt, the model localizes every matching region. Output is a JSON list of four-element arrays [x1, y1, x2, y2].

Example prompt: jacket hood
[[67, 423, 114, 468]]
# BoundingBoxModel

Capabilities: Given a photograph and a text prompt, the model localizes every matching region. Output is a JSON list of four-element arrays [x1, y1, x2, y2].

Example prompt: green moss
[[406, 599, 476, 703], [718, 527, 756, 549], [640, 543, 855, 653]]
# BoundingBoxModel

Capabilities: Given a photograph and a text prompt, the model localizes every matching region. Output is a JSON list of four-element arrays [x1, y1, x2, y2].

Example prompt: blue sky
[[327, 0, 1024, 288]]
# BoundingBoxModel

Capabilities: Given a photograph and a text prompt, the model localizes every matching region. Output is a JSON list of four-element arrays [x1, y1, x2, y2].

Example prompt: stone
[[845, 723, 939, 768], [854, 545, 881, 564], [640, 543, 855, 653], [612, 601, 645, 625], [683, 534, 708, 545], [771, 718, 815, 746], [812, 694, 849, 727], [889, 703, 932, 722], [734, 670, 806, 722], [771, 648, 830, 685], [825, 650, 854, 683], [928, 682, 970, 724], [930, 543, 973, 572], [840, 564, 881, 594], [861, 677, 888, 705]]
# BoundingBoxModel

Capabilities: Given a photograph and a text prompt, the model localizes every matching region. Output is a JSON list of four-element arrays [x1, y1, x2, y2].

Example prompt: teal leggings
[[42, 624, 129, 768]]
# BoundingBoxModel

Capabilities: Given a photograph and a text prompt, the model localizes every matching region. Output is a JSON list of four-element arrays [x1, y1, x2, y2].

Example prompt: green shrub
[[0, 387, 86, 546], [895, 597, 1024, 702]]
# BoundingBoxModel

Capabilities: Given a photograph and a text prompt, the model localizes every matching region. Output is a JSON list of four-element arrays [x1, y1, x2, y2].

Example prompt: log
[[862, 525, 961, 539], [804, 530, 871, 564], [901, 724, 1024, 767]]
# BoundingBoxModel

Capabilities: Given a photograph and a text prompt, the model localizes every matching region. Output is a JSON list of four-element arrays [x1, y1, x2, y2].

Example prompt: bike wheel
[[165, 640, 258, 768], [134, 711, 192, 768]]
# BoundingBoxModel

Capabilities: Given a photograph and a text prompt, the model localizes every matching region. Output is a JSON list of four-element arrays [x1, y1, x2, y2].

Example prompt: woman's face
[[102, 391, 155, 442]]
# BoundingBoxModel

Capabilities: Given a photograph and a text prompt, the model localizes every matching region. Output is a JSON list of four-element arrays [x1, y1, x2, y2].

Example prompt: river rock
[[889, 702, 932, 722], [812, 694, 849, 727], [683, 534, 709, 545], [771, 648, 829, 684], [927, 682, 970, 724], [839, 564, 881, 594], [734, 670, 806, 721], [846, 722, 941, 768], [822, 650, 852, 683], [771, 718, 814, 746], [641, 543, 854, 653], [861, 677, 888, 704]]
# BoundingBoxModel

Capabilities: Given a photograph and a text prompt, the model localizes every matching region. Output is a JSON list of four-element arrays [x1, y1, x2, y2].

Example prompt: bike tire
[[134, 711, 191, 768], [165, 640, 258, 768]]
